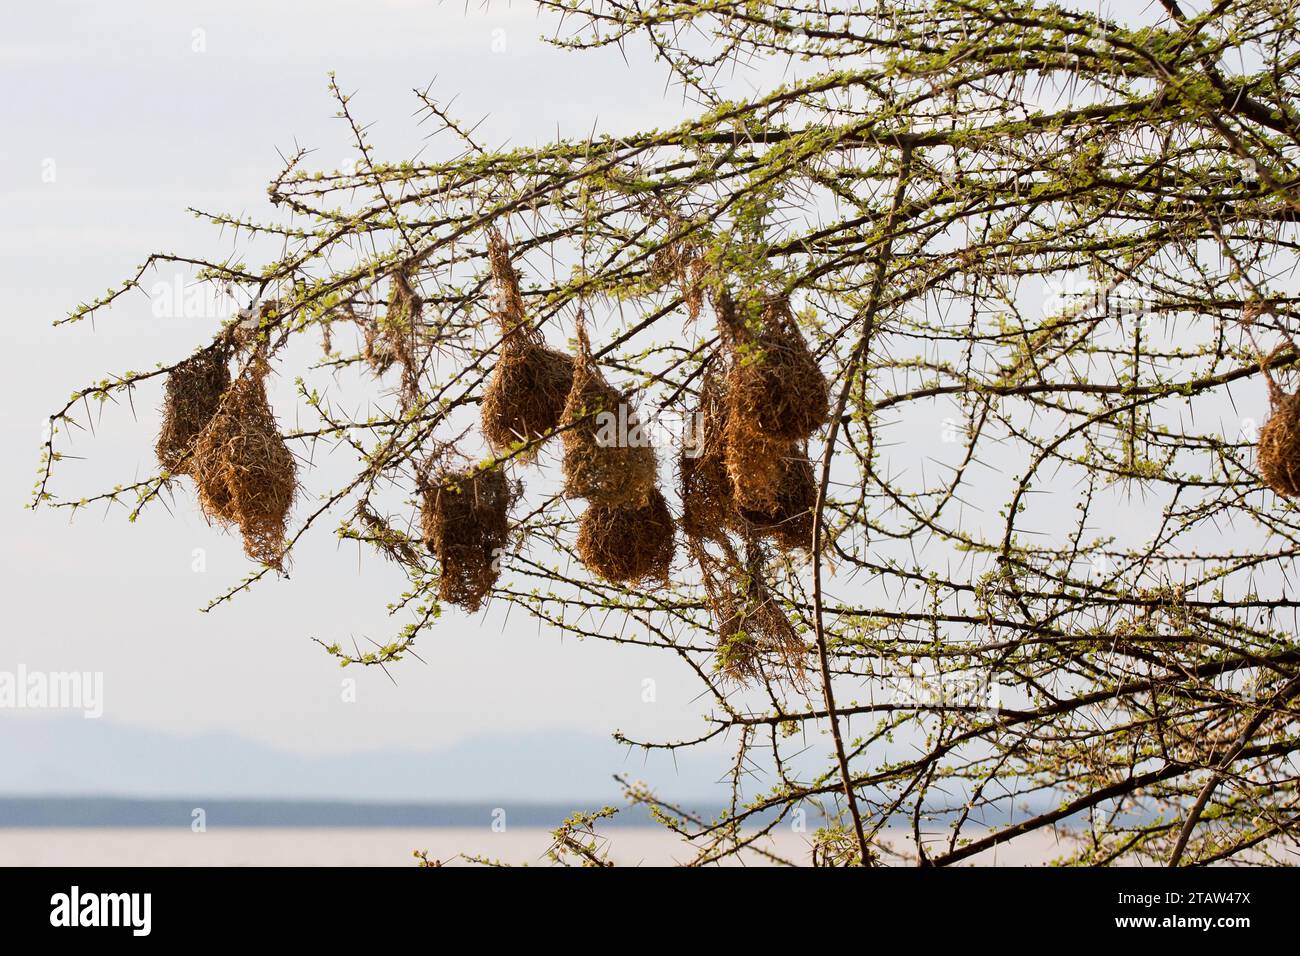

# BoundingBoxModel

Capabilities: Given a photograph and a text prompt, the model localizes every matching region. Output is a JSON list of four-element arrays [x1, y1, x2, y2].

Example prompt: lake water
[[0, 827, 1073, 866]]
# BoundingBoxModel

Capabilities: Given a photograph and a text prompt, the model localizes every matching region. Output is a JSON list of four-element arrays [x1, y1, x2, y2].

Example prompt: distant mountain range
[[0, 717, 1076, 829], [0, 796, 682, 828], [0, 716, 727, 806]]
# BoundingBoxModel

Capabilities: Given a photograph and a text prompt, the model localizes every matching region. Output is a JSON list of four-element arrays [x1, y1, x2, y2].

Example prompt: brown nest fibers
[[560, 318, 657, 508], [736, 446, 817, 552], [156, 345, 231, 476], [714, 290, 828, 512], [680, 371, 818, 553], [719, 291, 829, 441], [366, 269, 421, 373], [1259, 388, 1300, 497], [479, 229, 575, 455], [576, 489, 675, 585], [695, 541, 807, 685], [679, 371, 735, 542], [481, 340, 575, 455], [362, 320, 399, 376], [723, 426, 795, 513], [420, 464, 518, 612], [190, 369, 297, 569]]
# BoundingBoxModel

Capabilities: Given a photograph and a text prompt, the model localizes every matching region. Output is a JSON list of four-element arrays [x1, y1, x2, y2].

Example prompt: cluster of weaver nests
[[156, 340, 296, 569], [674, 288, 830, 682], [474, 231, 675, 590], [417, 232, 827, 682], [155, 230, 834, 683], [680, 292, 827, 548], [151, 256, 1300, 691]]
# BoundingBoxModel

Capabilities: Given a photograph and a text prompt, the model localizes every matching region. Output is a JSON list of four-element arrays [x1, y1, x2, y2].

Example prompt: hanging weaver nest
[[680, 370, 818, 552], [576, 489, 675, 585], [364, 270, 424, 408], [694, 540, 807, 685], [1257, 344, 1300, 498], [480, 228, 575, 456], [482, 340, 575, 455], [329, 300, 390, 375], [736, 445, 817, 553], [719, 291, 829, 441], [420, 462, 518, 612], [156, 343, 231, 476], [560, 315, 657, 508], [714, 290, 828, 511], [679, 370, 736, 542], [190, 367, 297, 569]]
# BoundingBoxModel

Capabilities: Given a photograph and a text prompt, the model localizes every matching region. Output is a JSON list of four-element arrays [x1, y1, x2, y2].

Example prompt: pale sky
[[0, 1, 740, 779], [0, 0, 1217, 804]]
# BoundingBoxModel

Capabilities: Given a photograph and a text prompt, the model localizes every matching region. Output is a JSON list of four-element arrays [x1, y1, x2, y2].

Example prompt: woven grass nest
[[156, 345, 231, 476], [679, 369, 818, 553], [576, 489, 676, 585], [482, 337, 575, 455], [714, 290, 828, 522], [679, 371, 735, 542], [420, 464, 518, 612], [719, 290, 828, 439], [190, 369, 297, 569], [479, 229, 575, 456], [560, 317, 657, 508], [1259, 386, 1300, 497]]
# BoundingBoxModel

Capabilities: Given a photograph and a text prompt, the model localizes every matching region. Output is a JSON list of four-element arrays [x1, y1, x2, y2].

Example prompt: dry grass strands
[[714, 586, 805, 685], [679, 371, 737, 542], [379, 269, 422, 368], [723, 426, 793, 512], [576, 489, 675, 585], [156, 346, 231, 475], [191, 372, 297, 569], [648, 218, 707, 322], [356, 501, 424, 568], [362, 319, 399, 375], [486, 227, 527, 325], [695, 541, 807, 685], [737, 447, 816, 552], [420, 465, 517, 612], [332, 300, 394, 375], [561, 319, 657, 507], [1259, 390, 1300, 497], [719, 292, 829, 441], [481, 342, 575, 455], [365, 270, 425, 409], [680, 372, 816, 552], [715, 291, 828, 511], [387, 268, 422, 328], [480, 228, 575, 455]]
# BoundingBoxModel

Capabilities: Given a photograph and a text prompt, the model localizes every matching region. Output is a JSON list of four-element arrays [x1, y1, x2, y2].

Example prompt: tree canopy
[[37, 0, 1300, 865]]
